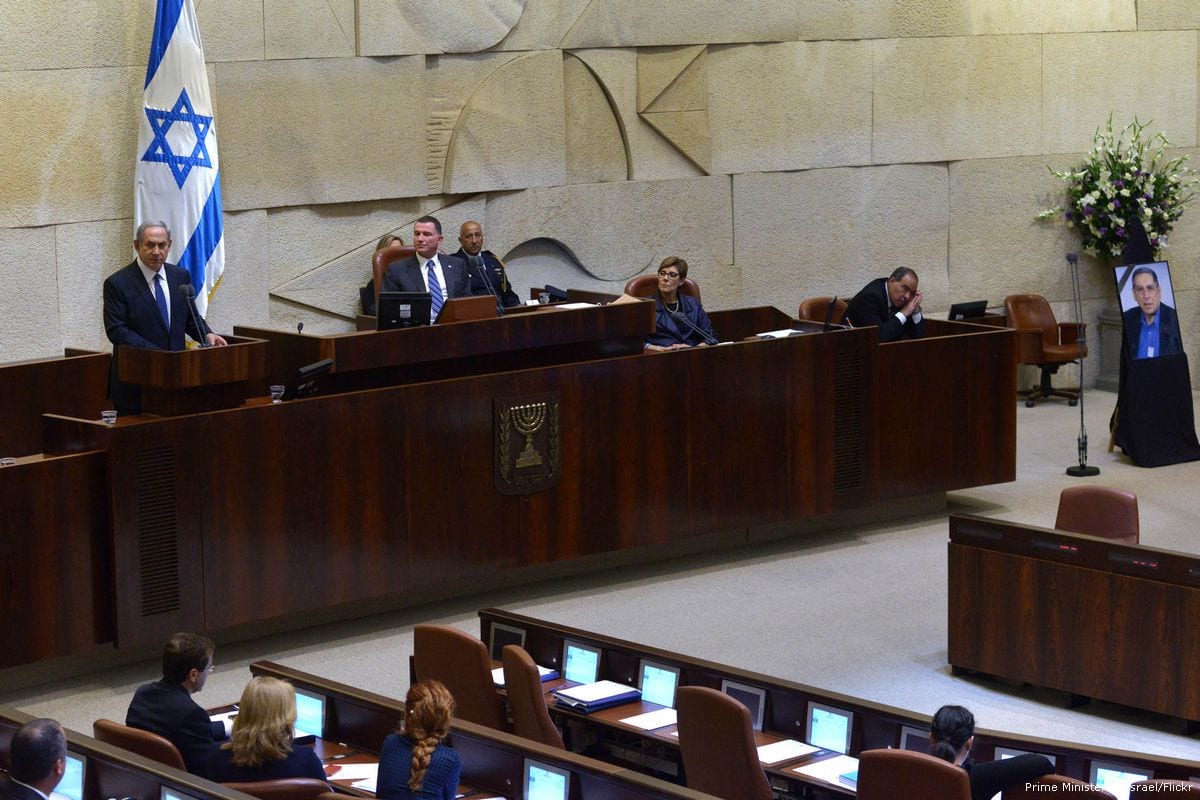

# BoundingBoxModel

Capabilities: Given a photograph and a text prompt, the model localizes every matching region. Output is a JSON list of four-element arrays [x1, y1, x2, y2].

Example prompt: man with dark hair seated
[[127, 632, 228, 778], [845, 267, 926, 342], [3, 719, 67, 800]]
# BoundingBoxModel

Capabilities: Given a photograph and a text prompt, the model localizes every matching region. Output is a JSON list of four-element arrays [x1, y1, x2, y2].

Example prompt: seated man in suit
[[2, 719, 67, 800], [845, 267, 926, 342], [452, 220, 521, 309], [102, 221, 227, 414], [126, 632, 228, 778], [380, 215, 470, 319], [1123, 265, 1181, 359]]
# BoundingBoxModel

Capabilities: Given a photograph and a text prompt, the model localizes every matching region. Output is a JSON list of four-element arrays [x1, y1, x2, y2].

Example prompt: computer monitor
[[524, 758, 570, 800], [898, 724, 930, 754], [637, 660, 680, 708], [948, 300, 988, 320], [488, 623, 526, 661], [1089, 760, 1151, 800], [995, 745, 1054, 764], [377, 291, 433, 330], [720, 679, 766, 731], [50, 752, 86, 800], [806, 701, 853, 754], [294, 688, 325, 737], [162, 787, 200, 800], [562, 640, 601, 685]]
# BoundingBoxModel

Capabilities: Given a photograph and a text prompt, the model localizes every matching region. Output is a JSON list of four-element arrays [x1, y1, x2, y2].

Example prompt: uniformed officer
[[452, 220, 521, 309]]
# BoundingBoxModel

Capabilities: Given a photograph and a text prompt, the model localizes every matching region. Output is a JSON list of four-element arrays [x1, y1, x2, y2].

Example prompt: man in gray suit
[[380, 215, 471, 319]]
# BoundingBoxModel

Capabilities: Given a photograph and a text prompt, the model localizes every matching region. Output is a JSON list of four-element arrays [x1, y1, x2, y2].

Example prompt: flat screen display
[[898, 725, 930, 754], [720, 679, 766, 731], [806, 702, 852, 754], [1089, 761, 1151, 800], [50, 753, 85, 800], [489, 623, 526, 661], [638, 660, 680, 708], [294, 688, 325, 737], [524, 758, 570, 800], [562, 640, 601, 685]]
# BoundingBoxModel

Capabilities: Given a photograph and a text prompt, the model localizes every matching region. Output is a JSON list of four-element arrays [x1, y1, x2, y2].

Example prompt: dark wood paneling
[[0, 453, 111, 667], [0, 351, 110, 457]]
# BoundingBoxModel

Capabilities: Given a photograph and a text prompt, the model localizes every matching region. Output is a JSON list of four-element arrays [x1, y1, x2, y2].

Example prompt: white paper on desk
[[491, 664, 557, 687], [791, 754, 858, 785], [620, 708, 677, 730], [757, 739, 819, 765], [560, 302, 594, 310], [209, 710, 236, 725], [555, 680, 635, 703], [329, 762, 379, 782], [350, 777, 376, 794], [755, 328, 800, 339]]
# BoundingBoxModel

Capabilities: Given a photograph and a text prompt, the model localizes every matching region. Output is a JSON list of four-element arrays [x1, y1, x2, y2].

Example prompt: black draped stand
[[1114, 351, 1200, 466]]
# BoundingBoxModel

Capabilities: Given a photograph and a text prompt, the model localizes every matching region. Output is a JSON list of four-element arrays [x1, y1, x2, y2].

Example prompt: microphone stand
[[1065, 252, 1099, 477], [470, 254, 504, 316], [670, 309, 718, 345], [181, 284, 211, 347]]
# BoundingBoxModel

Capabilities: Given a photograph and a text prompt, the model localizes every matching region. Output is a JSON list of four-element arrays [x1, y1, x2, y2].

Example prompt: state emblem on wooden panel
[[495, 392, 561, 495]]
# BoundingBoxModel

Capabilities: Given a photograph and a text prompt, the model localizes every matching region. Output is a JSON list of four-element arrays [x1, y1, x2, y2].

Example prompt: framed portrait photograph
[[1115, 261, 1184, 360]]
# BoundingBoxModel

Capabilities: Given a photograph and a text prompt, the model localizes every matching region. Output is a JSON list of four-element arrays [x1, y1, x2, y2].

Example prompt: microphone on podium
[[180, 284, 211, 346]]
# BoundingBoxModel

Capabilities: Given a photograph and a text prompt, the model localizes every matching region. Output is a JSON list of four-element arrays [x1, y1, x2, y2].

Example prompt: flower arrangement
[[1037, 116, 1197, 260]]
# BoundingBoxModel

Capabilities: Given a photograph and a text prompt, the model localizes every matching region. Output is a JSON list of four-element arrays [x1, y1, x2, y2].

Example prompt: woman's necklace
[[665, 298, 681, 313]]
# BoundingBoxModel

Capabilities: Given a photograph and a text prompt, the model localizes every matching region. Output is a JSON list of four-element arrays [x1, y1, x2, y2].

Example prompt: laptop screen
[[489, 623, 526, 661], [720, 679, 766, 731]]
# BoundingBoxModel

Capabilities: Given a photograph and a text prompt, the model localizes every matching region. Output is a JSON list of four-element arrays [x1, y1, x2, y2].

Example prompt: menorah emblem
[[495, 394, 561, 495], [512, 402, 547, 469]]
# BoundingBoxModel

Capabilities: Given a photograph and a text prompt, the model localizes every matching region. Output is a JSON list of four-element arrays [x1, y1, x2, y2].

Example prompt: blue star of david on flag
[[141, 87, 213, 189]]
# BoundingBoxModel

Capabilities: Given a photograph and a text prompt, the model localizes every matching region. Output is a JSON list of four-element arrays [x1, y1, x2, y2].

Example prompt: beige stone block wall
[[799, 0, 971, 40], [213, 56, 427, 210], [733, 166, 949, 315], [0, 227, 62, 363], [873, 35, 1042, 164], [1042, 31, 1197, 154], [357, 0, 525, 56], [560, 1, 799, 49], [56, 220, 139, 354], [1138, 1, 1200, 30], [0, 67, 141, 228], [966, 0, 1135, 35], [264, 0, 355, 60], [709, 41, 872, 174]]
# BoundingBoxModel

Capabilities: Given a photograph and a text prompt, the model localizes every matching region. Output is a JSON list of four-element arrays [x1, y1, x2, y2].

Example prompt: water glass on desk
[[269, 385, 285, 403]]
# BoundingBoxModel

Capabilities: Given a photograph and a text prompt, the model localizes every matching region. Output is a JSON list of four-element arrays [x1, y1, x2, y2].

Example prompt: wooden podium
[[118, 336, 267, 415]]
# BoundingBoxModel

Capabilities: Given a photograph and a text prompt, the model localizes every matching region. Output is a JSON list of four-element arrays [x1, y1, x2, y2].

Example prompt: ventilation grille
[[832, 351, 866, 491], [135, 446, 180, 616]]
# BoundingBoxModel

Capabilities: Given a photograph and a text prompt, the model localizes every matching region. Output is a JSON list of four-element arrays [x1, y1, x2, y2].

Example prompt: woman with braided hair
[[377, 680, 462, 800]]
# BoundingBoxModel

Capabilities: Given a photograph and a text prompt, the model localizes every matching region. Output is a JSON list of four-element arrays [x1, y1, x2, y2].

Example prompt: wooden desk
[[479, 608, 1200, 787], [0, 705, 258, 800], [948, 513, 1200, 723], [0, 350, 109, 457], [245, 661, 719, 800]]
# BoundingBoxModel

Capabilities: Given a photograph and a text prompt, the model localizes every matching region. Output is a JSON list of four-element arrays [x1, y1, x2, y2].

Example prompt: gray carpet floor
[[4, 389, 1199, 765]]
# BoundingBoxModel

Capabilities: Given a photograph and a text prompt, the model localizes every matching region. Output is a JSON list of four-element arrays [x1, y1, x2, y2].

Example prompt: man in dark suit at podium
[[845, 267, 926, 342], [2, 719, 67, 800], [102, 221, 227, 414], [126, 632, 228, 778], [1123, 265, 1181, 359], [380, 215, 471, 319]]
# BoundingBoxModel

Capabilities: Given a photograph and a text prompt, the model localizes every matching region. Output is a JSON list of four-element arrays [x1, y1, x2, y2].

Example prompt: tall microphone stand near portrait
[[1065, 252, 1100, 477]]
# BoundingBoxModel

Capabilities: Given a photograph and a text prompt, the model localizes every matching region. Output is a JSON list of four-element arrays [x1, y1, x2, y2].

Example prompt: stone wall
[[2, 0, 1198, 389]]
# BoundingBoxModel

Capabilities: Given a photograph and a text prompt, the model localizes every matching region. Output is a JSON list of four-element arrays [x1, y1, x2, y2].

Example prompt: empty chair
[[675, 686, 771, 800], [623, 273, 701, 301], [1004, 294, 1086, 407], [1131, 780, 1200, 797], [223, 779, 330, 800], [1003, 775, 1116, 799], [501, 644, 564, 749], [92, 719, 185, 771], [412, 624, 507, 731], [797, 296, 848, 325], [857, 749, 971, 800], [1055, 485, 1139, 545]]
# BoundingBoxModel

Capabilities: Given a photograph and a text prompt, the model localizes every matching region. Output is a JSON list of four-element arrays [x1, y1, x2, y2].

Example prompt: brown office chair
[[223, 779, 330, 800], [623, 274, 701, 301], [501, 644, 564, 749], [92, 719, 186, 771], [798, 296, 848, 324], [857, 749, 971, 800], [1004, 294, 1086, 407], [675, 686, 771, 800], [1003, 776, 1116, 799], [371, 243, 418, 312], [1055, 485, 1140, 545], [1131, 780, 1200, 797], [413, 624, 508, 731]]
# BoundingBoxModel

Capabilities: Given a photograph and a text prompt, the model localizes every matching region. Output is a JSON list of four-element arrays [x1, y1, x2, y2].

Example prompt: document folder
[[553, 680, 641, 713]]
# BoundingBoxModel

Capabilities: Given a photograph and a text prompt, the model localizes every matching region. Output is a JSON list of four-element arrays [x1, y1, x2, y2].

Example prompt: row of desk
[[470, 608, 1200, 793], [2, 301, 1016, 671]]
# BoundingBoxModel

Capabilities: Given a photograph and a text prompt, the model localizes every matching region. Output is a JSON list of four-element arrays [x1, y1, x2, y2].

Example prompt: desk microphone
[[180, 284, 211, 346], [669, 309, 718, 345], [468, 254, 504, 316]]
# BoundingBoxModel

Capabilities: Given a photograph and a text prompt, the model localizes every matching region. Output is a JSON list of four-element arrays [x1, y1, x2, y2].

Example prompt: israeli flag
[[135, 0, 224, 315]]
